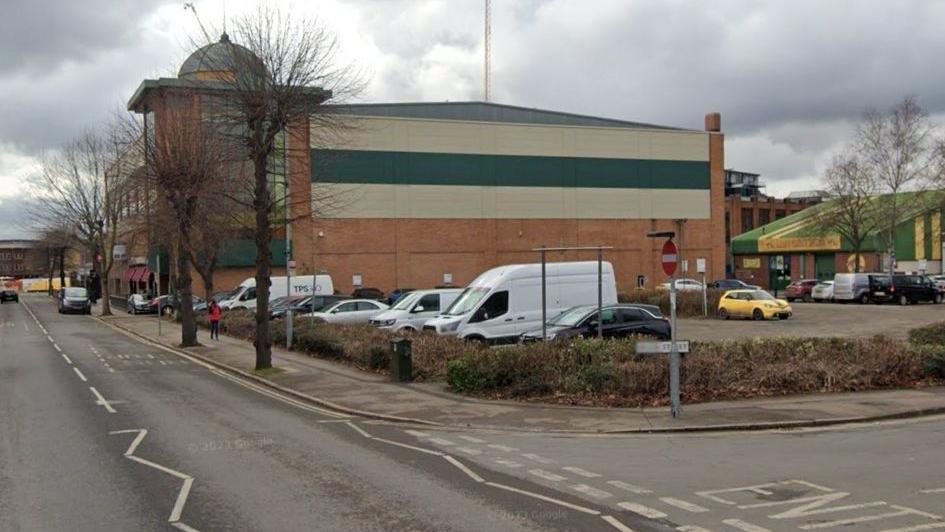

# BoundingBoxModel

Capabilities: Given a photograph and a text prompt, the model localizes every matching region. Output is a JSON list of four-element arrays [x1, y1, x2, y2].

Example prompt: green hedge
[[618, 288, 723, 317]]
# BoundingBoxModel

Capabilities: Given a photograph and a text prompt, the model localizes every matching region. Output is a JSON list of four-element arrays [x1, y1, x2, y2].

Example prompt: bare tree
[[815, 154, 881, 273], [125, 96, 232, 347], [197, 6, 364, 369], [856, 96, 940, 273], [30, 125, 136, 315]]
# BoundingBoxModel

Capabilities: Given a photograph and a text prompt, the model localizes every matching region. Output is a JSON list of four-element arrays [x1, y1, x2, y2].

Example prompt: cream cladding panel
[[316, 116, 709, 162], [316, 183, 710, 219]]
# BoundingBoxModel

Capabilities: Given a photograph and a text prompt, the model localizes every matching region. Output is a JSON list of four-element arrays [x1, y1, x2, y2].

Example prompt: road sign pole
[[597, 247, 603, 339], [702, 271, 707, 317], [540, 247, 546, 341], [670, 263, 681, 418]]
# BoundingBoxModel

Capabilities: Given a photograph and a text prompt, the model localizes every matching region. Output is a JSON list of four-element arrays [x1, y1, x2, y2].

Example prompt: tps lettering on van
[[291, 285, 323, 294]]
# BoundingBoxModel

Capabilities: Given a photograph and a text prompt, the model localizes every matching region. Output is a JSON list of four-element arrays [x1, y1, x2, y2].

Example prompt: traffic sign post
[[651, 233, 682, 418], [697, 258, 707, 317]]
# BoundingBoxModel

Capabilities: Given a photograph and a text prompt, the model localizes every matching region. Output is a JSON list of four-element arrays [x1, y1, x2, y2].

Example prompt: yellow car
[[718, 289, 792, 320]]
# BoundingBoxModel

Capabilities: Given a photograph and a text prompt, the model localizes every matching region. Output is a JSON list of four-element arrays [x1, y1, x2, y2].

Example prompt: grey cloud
[[0, 0, 167, 75]]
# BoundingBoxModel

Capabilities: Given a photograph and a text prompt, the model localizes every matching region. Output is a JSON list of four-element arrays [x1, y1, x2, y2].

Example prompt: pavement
[[97, 303, 945, 434]]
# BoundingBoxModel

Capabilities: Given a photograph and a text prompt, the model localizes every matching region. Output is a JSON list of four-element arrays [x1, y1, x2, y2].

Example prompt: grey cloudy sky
[[2, 0, 944, 239]]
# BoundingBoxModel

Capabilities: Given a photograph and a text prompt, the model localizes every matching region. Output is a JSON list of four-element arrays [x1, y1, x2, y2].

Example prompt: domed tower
[[178, 32, 265, 83]]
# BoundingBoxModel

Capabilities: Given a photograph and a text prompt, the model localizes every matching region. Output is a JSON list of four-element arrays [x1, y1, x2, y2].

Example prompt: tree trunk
[[177, 220, 198, 347], [254, 156, 273, 370]]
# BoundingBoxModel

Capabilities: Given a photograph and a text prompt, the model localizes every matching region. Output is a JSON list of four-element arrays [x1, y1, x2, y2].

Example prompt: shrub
[[915, 345, 945, 378], [909, 322, 945, 346], [618, 288, 722, 317]]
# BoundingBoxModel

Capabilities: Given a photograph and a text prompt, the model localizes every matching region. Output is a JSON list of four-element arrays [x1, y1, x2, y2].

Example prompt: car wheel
[[935, 294, 943, 305], [752, 309, 764, 321], [860, 293, 870, 304], [899, 295, 908, 306], [786, 297, 794, 302], [718, 308, 729, 320], [465, 335, 489, 345], [803, 294, 813, 303], [162, 306, 174, 316]]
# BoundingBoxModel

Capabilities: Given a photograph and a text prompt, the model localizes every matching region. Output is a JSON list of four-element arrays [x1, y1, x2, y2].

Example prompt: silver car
[[810, 281, 834, 302]]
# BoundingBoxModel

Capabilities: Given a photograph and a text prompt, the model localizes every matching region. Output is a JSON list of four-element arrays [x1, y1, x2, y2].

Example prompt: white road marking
[[89, 387, 116, 413], [147, 354, 155, 359], [457, 435, 486, 443], [46, 334, 53, 342], [529, 469, 567, 482], [723, 519, 771, 532], [109, 429, 199, 531], [921, 488, 945, 494], [562, 466, 602, 478], [660, 497, 710, 513], [487, 444, 518, 452], [427, 437, 456, 446], [485, 481, 601, 516], [160, 361, 167, 365], [571, 484, 612, 499], [373, 437, 445, 457], [169, 477, 194, 522], [344, 421, 373, 439], [522, 453, 554, 464], [618, 502, 666, 519], [883, 524, 945, 532], [52, 343, 61, 352], [107, 368, 115, 373], [494, 459, 523, 468], [404, 430, 431, 438], [316, 419, 350, 424], [677, 526, 713, 532], [456, 447, 482, 456], [23, 321, 29, 332], [602, 514, 637, 532], [61, 353, 72, 364], [607, 480, 653, 494], [72, 367, 87, 382], [444, 455, 484, 483], [799, 506, 940, 530]]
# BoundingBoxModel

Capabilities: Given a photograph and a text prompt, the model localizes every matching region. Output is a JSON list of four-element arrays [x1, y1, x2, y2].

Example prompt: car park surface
[[681, 300, 945, 341]]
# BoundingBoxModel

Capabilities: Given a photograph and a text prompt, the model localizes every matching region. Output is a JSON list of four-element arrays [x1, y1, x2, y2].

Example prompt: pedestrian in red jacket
[[209, 300, 222, 340]]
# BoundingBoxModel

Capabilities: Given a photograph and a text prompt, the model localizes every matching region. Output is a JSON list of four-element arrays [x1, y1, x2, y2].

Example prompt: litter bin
[[390, 337, 412, 382]]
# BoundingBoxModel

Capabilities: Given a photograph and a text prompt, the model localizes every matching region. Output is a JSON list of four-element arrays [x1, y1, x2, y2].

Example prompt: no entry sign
[[661, 240, 678, 276]]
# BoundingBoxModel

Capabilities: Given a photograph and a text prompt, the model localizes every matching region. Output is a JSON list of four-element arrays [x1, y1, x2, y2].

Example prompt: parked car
[[386, 288, 416, 306], [926, 275, 945, 293], [351, 287, 385, 301], [887, 274, 943, 305], [290, 294, 351, 316], [520, 304, 671, 342], [58, 287, 91, 314], [150, 294, 206, 315], [657, 278, 705, 291], [268, 295, 308, 320], [811, 280, 834, 302], [784, 279, 818, 302], [717, 289, 792, 320], [305, 299, 390, 324], [832, 273, 873, 304], [370, 288, 463, 332], [423, 261, 618, 344], [0, 288, 18, 303], [127, 293, 154, 314], [866, 274, 893, 303], [710, 279, 761, 291], [209, 291, 232, 304]]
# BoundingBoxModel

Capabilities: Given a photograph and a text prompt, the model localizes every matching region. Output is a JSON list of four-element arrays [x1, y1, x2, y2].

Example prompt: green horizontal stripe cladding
[[310, 149, 710, 189], [218, 239, 287, 267]]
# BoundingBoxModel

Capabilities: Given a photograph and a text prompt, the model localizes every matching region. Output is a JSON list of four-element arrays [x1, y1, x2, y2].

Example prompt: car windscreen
[[391, 292, 422, 311], [64, 287, 87, 298], [750, 291, 776, 301], [548, 306, 594, 326], [443, 287, 489, 316]]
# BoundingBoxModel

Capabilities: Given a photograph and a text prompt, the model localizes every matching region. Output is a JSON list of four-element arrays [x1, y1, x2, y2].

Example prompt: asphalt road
[[4, 295, 944, 532]]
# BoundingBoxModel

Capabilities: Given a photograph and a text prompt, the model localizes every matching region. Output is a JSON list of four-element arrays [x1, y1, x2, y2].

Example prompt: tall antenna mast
[[484, 0, 491, 102], [183, 2, 213, 45]]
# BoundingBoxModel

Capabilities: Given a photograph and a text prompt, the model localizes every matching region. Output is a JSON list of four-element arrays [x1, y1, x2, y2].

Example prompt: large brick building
[[0, 240, 40, 278], [113, 35, 728, 298]]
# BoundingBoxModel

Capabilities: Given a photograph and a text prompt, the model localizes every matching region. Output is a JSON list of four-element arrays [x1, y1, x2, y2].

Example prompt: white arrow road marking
[[110, 430, 199, 531]]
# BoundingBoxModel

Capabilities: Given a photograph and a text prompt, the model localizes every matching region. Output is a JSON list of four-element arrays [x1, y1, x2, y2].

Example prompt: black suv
[[866, 274, 893, 303], [887, 274, 942, 305]]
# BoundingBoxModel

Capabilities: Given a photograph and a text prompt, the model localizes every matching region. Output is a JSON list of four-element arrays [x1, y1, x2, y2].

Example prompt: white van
[[832, 273, 871, 303], [221, 274, 334, 310], [369, 288, 463, 332], [422, 261, 618, 343]]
